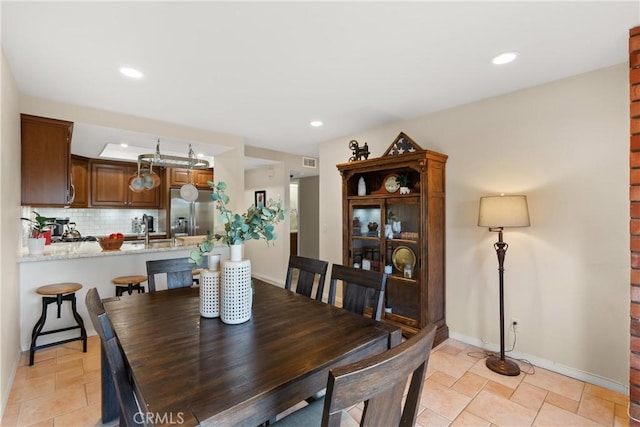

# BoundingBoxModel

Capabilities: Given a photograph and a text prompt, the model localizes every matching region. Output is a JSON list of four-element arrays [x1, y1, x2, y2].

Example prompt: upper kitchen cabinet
[[90, 160, 162, 208], [21, 114, 74, 206], [168, 168, 214, 189], [70, 155, 89, 208]]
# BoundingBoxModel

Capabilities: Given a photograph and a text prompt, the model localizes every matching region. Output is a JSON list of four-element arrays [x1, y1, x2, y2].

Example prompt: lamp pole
[[486, 227, 520, 376]]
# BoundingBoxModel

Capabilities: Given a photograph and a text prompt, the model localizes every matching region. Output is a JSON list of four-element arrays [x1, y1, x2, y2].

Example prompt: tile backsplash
[[22, 207, 163, 238]]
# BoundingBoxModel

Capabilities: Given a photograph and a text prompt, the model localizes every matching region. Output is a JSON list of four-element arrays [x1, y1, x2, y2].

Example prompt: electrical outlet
[[511, 317, 521, 333]]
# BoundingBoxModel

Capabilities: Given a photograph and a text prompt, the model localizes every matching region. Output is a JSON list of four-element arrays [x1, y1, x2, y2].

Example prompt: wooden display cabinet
[[337, 132, 448, 344]]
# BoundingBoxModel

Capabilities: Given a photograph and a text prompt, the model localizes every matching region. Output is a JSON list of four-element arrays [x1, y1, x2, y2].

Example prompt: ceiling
[[2, 1, 638, 164]]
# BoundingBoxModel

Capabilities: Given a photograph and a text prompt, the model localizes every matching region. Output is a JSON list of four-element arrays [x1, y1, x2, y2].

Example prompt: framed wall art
[[255, 190, 266, 209]]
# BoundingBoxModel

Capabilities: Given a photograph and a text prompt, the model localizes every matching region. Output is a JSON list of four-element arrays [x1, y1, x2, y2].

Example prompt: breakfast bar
[[17, 241, 229, 352]]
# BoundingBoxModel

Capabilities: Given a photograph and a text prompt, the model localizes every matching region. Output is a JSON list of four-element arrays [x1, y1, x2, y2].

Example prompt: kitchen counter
[[18, 241, 229, 351], [18, 240, 195, 263]]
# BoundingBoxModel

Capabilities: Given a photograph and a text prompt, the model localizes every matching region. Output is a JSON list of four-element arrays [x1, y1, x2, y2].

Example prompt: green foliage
[[189, 182, 287, 265], [398, 173, 410, 187], [21, 211, 54, 238]]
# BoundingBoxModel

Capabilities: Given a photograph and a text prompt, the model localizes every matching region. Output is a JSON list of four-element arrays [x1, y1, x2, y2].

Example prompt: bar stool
[[30, 283, 87, 365], [192, 269, 202, 285], [112, 275, 147, 296]]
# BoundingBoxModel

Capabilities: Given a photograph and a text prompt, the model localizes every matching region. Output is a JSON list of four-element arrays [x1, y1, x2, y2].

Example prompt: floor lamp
[[478, 194, 530, 376]]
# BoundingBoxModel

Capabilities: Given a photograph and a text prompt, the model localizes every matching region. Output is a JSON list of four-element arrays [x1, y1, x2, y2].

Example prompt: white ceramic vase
[[200, 270, 220, 318], [220, 244, 252, 324], [27, 237, 46, 255]]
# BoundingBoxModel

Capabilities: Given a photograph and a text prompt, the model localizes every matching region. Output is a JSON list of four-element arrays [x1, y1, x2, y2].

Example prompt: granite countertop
[[19, 240, 199, 263]]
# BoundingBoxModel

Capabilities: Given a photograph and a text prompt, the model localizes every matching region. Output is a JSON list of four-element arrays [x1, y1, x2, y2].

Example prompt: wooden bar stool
[[30, 283, 87, 365], [112, 275, 147, 296]]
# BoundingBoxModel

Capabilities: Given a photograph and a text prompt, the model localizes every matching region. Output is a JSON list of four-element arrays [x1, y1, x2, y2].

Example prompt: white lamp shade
[[478, 195, 530, 228]]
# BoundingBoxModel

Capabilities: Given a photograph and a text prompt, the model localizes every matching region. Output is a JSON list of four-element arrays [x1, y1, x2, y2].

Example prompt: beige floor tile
[[16, 383, 87, 426], [82, 355, 101, 372], [583, 383, 629, 407], [1, 401, 20, 426], [533, 402, 601, 426], [10, 366, 29, 389], [31, 348, 57, 365], [85, 380, 101, 406], [545, 392, 579, 413], [577, 393, 615, 426], [614, 415, 630, 427], [427, 351, 475, 381], [416, 408, 452, 427], [7, 374, 56, 405], [430, 371, 458, 388], [420, 378, 471, 421], [468, 358, 524, 390], [52, 402, 102, 427], [25, 418, 53, 427], [615, 403, 628, 418], [54, 366, 85, 391], [466, 390, 537, 426], [25, 359, 57, 380], [522, 367, 584, 401], [510, 382, 548, 412], [437, 341, 466, 357], [483, 381, 515, 399], [451, 372, 488, 398], [451, 410, 491, 427]]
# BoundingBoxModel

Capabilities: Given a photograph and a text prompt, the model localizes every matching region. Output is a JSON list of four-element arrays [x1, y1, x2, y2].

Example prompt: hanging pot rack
[[137, 140, 210, 170]]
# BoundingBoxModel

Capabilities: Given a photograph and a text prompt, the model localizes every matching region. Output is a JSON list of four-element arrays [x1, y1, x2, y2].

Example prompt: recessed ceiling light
[[310, 121, 323, 127], [491, 52, 518, 65], [119, 67, 144, 79], [120, 143, 128, 148]]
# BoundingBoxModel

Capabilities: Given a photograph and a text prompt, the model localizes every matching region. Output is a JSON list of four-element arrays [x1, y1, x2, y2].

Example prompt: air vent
[[302, 157, 317, 168]]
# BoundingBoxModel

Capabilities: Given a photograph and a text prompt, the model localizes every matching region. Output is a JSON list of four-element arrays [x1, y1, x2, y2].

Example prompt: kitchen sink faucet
[[142, 214, 150, 247]]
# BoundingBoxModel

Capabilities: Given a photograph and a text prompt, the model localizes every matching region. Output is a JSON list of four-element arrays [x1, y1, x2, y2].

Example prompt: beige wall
[[319, 64, 629, 392], [1, 49, 23, 415], [244, 166, 290, 284]]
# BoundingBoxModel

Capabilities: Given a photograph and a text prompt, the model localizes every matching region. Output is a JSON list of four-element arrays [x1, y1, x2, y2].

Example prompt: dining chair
[[275, 323, 438, 427], [327, 264, 387, 321], [146, 257, 194, 292], [284, 255, 329, 301], [85, 288, 143, 427]]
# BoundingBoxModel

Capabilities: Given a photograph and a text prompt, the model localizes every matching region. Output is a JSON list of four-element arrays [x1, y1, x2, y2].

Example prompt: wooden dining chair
[[146, 257, 194, 292], [275, 323, 437, 427], [284, 255, 329, 301], [85, 288, 143, 427], [327, 264, 387, 321]]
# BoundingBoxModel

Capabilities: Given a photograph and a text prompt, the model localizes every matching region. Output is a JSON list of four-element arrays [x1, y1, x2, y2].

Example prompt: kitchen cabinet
[[336, 132, 448, 344], [169, 168, 213, 189], [90, 160, 162, 208], [70, 155, 89, 208], [21, 114, 74, 206]]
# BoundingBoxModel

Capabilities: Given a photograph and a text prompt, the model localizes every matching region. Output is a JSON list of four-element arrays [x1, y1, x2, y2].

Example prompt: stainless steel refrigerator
[[169, 188, 215, 237]]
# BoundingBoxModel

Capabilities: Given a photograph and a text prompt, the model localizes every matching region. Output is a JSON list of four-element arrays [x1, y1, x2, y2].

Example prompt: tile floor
[[0, 335, 631, 426]]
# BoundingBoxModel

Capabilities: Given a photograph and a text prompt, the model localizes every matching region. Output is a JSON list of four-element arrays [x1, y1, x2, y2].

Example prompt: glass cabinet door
[[350, 203, 382, 272]]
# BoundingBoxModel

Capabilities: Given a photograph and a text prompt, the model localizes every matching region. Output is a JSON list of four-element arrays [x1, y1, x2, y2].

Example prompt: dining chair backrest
[[146, 257, 194, 292], [323, 323, 437, 426], [328, 264, 387, 321], [284, 255, 329, 301], [85, 288, 143, 427]]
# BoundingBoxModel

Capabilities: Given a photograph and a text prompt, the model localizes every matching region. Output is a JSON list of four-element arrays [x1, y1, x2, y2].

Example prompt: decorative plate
[[392, 246, 416, 272]]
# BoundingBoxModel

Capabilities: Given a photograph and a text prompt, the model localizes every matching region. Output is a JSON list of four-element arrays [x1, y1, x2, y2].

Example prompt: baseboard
[[1, 346, 22, 422], [449, 331, 629, 396]]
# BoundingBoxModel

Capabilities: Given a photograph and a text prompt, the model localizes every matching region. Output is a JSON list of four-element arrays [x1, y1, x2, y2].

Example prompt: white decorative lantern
[[200, 270, 220, 318]]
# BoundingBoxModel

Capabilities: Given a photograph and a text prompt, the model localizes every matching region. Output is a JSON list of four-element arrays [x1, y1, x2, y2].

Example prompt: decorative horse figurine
[[349, 140, 370, 162]]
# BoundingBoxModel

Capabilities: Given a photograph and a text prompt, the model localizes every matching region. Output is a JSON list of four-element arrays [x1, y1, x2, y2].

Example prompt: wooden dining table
[[101, 279, 401, 426]]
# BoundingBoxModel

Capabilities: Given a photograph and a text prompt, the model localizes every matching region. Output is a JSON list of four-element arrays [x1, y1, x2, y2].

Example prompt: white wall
[[319, 64, 629, 391], [244, 165, 290, 285], [0, 48, 23, 416]]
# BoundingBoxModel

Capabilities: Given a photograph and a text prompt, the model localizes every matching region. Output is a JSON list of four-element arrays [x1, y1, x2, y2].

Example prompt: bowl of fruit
[[99, 233, 124, 251]]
